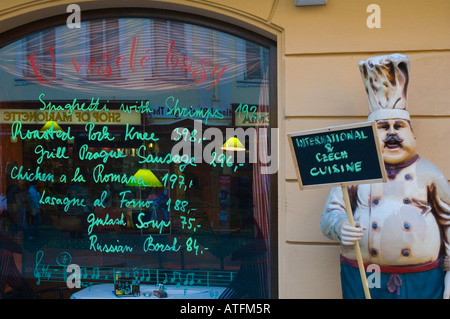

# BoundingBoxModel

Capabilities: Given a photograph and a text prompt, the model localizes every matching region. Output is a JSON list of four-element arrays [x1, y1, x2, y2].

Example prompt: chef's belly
[[341, 203, 442, 266]]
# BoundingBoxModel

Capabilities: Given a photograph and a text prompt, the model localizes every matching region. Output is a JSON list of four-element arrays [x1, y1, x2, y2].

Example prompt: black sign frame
[[288, 121, 387, 190]]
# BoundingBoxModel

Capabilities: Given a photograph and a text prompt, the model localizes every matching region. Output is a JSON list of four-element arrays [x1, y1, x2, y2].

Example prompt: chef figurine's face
[[376, 119, 417, 164]]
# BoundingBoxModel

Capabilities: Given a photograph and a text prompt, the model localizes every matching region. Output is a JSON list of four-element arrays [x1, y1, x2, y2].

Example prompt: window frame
[[0, 7, 278, 298]]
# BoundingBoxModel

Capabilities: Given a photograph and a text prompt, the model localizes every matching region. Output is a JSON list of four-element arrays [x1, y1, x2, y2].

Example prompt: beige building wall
[[1, 0, 449, 299]]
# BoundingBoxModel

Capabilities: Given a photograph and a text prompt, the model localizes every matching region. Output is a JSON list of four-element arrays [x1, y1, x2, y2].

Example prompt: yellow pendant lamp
[[127, 169, 163, 187], [221, 137, 246, 151], [40, 120, 63, 132]]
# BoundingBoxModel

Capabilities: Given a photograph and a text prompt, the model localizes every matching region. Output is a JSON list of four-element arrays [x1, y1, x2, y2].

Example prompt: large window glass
[[0, 11, 276, 299]]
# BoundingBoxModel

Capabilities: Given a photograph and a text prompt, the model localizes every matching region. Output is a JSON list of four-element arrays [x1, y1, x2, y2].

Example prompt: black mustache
[[383, 134, 403, 144]]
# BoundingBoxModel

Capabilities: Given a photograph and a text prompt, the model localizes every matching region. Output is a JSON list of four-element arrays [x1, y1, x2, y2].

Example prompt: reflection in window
[[12, 29, 61, 85], [152, 20, 188, 80], [25, 30, 56, 79], [0, 14, 275, 299], [245, 42, 264, 80], [88, 19, 121, 80]]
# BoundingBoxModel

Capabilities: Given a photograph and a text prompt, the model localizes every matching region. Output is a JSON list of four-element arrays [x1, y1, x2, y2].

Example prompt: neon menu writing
[[16, 93, 249, 287]]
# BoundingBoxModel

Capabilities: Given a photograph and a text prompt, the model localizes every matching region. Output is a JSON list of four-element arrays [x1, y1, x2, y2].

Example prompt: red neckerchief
[[385, 154, 420, 179]]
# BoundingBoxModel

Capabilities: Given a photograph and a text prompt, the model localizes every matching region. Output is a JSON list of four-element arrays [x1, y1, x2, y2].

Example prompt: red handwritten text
[[25, 37, 227, 90]]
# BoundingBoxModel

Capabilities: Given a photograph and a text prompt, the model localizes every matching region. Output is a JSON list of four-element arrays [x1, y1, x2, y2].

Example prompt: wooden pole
[[341, 185, 371, 299]]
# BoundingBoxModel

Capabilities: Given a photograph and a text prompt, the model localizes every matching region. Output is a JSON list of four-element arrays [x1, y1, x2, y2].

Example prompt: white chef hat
[[358, 53, 411, 121]]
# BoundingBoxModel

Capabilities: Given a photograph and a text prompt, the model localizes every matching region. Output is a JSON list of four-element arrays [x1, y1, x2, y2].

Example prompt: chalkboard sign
[[288, 122, 386, 189]]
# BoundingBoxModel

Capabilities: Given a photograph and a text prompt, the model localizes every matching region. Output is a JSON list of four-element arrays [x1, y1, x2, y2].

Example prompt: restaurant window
[[0, 10, 277, 299]]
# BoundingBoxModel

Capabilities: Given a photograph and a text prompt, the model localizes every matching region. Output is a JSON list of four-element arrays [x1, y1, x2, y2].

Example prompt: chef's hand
[[443, 272, 450, 299], [338, 221, 365, 246]]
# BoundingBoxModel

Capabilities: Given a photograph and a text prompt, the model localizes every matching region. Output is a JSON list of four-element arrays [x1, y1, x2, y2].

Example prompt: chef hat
[[358, 53, 411, 121]]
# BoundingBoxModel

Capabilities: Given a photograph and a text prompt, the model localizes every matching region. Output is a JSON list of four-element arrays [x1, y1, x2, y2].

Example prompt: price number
[[235, 103, 258, 120], [172, 128, 203, 144], [161, 173, 193, 191]]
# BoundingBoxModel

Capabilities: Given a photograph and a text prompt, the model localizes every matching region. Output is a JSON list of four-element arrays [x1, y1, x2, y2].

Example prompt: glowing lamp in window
[[127, 169, 163, 187], [40, 120, 63, 132], [221, 137, 246, 151]]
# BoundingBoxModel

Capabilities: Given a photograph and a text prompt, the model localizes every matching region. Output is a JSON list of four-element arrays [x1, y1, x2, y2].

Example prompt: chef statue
[[320, 53, 450, 299]]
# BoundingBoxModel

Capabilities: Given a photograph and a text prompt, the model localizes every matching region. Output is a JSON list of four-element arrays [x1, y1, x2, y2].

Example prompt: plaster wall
[[0, 0, 449, 299]]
